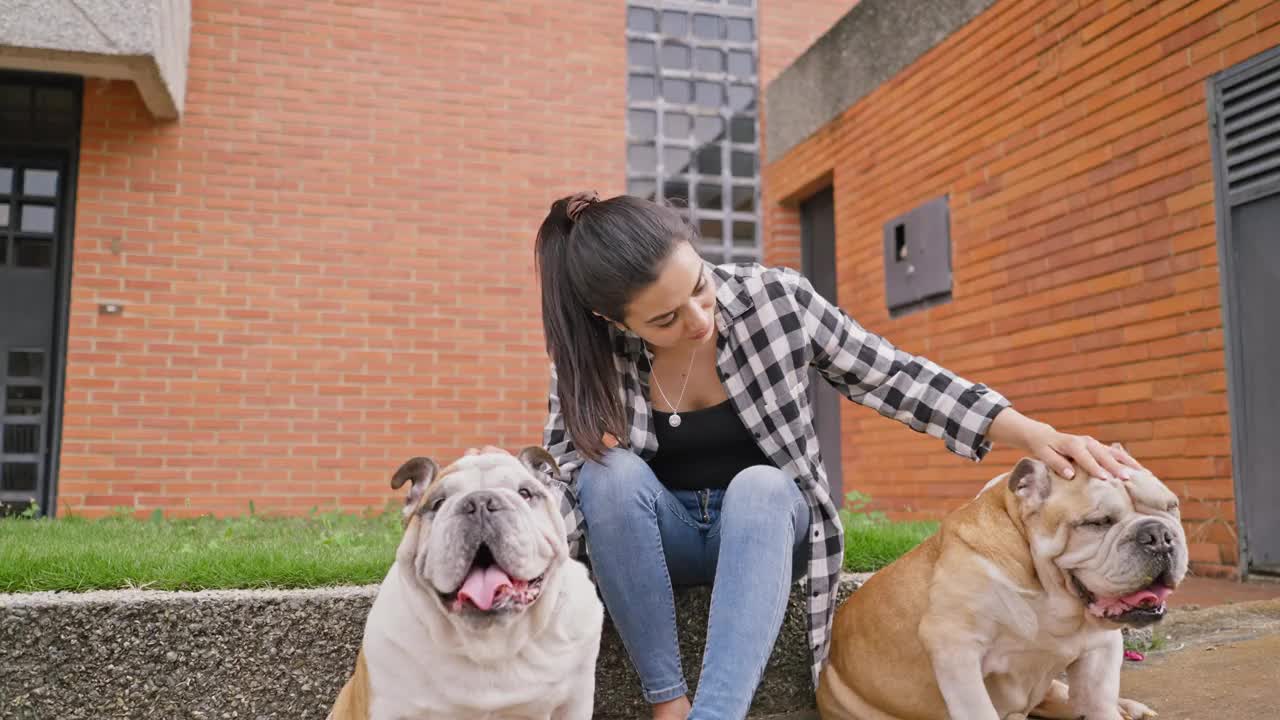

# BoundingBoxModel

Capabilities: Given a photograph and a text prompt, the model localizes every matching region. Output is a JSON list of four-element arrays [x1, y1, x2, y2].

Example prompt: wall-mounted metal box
[[883, 196, 952, 315]]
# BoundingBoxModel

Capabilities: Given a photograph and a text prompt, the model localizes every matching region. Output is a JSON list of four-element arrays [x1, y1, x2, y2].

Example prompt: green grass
[[842, 518, 938, 572], [839, 491, 938, 573], [0, 506, 402, 593], [0, 491, 935, 593]]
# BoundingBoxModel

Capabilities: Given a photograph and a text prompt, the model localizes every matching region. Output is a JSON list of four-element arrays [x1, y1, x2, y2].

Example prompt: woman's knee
[[724, 465, 799, 507], [723, 465, 807, 531], [576, 448, 660, 516]]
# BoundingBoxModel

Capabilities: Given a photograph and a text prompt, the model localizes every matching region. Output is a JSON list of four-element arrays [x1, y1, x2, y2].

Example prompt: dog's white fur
[[329, 448, 602, 720]]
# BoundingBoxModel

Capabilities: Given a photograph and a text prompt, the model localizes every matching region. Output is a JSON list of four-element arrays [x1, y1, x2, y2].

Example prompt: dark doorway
[[1208, 44, 1280, 575], [0, 72, 81, 515], [800, 187, 844, 504]]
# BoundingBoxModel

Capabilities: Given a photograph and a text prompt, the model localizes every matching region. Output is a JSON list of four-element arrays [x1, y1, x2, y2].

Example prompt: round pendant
[[668, 414, 682, 428]]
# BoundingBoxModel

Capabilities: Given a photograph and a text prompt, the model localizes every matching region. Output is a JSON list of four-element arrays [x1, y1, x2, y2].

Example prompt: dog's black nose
[[460, 490, 504, 515], [1135, 520, 1175, 555]]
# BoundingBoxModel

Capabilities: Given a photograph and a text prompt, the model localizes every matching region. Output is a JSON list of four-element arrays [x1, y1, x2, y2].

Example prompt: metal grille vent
[[0, 350, 46, 499], [1218, 59, 1280, 198]]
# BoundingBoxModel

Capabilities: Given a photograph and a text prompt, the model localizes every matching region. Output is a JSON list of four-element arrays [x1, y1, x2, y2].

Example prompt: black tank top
[[648, 400, 776, 491]]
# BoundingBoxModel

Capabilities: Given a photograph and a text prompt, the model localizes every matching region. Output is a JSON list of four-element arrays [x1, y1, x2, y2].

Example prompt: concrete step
[[0, 575, 866, 718], [594, 575, 864, 718]]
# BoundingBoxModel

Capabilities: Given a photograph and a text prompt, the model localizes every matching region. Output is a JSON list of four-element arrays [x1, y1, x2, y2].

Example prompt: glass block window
[[627, 0, 760, 265]]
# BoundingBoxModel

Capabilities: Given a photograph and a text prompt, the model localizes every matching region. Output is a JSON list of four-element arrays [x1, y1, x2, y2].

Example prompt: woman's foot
[[652, 696, 691, 720]]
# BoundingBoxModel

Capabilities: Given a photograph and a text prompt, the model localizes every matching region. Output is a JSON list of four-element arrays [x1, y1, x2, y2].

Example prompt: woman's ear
[[592, 310, 627, 333]]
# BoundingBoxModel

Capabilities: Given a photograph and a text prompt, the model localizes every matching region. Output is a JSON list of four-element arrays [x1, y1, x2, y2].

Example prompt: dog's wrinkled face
[[1008, 453, 1188, 627], [391, 446, 566, 627]]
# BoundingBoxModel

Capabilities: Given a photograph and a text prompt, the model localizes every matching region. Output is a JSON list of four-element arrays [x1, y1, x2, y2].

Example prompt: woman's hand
[[988, 408, 1143, 481]]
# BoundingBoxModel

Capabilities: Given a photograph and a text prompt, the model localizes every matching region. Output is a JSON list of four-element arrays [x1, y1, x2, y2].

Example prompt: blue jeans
[[577, 449, 810, 720]]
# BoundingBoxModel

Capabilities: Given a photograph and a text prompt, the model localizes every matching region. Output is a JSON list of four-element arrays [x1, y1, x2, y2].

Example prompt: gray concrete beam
[[764, 0, 997, 162], [0, 0, 190, 119]]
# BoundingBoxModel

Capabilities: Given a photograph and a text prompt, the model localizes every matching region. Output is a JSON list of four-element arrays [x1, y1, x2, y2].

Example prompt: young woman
[[535, 191, 1138, 720]]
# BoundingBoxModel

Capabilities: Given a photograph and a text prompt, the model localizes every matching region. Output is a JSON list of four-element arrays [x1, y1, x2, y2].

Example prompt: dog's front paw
[[1118, 698, 1157, 720]]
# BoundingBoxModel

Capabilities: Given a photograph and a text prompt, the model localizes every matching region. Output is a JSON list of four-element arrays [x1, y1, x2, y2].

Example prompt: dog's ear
[[517, 446, 561, 485], [391, 456, 438, 510], [1008, 457, 1051, 511]]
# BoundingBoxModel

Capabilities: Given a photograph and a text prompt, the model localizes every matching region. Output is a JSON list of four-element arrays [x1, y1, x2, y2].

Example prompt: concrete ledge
[[0, 575, 865, 719], [0, 0, 191, 118], [596, 574, 864, 717], [764, 0, 997, 161]]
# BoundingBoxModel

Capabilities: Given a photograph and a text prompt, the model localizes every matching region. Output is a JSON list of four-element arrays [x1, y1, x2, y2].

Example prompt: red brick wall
[[58, 0, 626, 516], [764, 0, 1280, 577]]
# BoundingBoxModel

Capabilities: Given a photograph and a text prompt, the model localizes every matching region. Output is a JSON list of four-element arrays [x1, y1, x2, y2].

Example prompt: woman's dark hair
[[535, 192, 696, 461]]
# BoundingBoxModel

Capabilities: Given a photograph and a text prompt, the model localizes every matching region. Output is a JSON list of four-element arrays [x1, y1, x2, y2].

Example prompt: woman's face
[[617, 242, 717, 350]]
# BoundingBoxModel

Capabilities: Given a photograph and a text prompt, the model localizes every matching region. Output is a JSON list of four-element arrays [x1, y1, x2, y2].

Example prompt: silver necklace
[[648, 343, 699, 428]]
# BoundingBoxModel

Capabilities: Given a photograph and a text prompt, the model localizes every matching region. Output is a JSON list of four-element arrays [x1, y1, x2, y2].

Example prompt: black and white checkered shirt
[[543, 262, 1010, 687]]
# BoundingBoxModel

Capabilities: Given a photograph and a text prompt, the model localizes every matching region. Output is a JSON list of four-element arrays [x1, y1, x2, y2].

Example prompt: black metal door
[[1209, 44, 1280, 575], [800, 187, 844, 503], [0, 153, 68, 510]]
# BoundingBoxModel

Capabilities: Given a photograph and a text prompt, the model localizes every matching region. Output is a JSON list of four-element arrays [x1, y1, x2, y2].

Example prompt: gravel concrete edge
[[0, 574, 869, 719]]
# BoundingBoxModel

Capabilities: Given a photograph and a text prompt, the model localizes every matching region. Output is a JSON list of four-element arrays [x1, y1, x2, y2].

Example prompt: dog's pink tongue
[[1093, 585, 1173, 616], [1120, 585, 1172, 608], [458, 566, 512, 611]]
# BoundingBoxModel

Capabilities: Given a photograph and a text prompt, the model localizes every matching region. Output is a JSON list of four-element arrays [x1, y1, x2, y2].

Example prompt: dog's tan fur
[[819, 454, 1185, 720], [329, 650, 370, 719]]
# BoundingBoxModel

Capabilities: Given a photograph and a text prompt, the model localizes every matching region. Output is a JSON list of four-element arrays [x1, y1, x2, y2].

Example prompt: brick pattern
[[58, 0, 626, 516], [763, 0, 1280, 578], [54, 0, 874, 519]]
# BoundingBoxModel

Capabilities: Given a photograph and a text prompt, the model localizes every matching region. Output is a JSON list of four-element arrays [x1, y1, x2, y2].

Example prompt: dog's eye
[[519, 488, 535, 501], [426, 496, 446, 513], [1166, 501, 1179, 512], [1081, 516, 1114, 528]]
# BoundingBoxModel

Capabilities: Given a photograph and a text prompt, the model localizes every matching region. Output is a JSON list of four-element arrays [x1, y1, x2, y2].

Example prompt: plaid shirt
[[543, 262, 1010, 687]]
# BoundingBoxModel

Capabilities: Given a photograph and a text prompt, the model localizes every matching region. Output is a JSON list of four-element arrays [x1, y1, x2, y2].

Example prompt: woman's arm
[[542, 363, 587, 551], [542, 362, 584, 483], [787, 271, 1008, 461], [787, 270, 1138, 476], [987, 407, 1141, 481]]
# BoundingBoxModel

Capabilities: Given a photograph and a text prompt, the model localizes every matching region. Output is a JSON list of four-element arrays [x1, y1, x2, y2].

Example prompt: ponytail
[[534, 192, 695, 462], [536, 195, 625, 461]]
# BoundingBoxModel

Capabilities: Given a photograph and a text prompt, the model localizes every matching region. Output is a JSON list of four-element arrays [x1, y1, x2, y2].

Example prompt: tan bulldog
[[329, 446, 603, 720], [818, 450, 1187, 720]]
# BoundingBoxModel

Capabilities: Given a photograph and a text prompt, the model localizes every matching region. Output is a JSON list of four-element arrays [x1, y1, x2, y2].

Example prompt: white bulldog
[[329, 446, 602, 720]]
